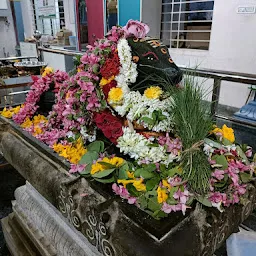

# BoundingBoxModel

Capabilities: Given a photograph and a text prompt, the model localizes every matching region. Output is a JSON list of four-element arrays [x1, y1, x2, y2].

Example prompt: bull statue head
[[127, 36, 183, 90]]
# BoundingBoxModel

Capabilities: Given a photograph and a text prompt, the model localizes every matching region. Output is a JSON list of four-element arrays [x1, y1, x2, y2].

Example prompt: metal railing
[[38, 47, 256, 128]]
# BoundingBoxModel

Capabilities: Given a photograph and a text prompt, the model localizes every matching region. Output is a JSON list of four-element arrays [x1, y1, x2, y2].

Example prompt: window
[[31, 0, 65, 36], [161, 0, 214, 50]]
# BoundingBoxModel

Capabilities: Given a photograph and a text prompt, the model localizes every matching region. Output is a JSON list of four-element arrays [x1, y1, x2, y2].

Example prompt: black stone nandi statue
[[127, 36, 183, 89]]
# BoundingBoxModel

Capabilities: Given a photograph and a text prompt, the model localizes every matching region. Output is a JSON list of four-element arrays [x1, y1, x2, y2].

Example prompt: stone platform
[[1, 116, 256, 256]]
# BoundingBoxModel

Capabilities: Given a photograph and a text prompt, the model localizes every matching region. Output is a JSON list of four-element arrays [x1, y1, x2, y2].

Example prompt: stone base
[[1, 182, 102, 256], [2, 213, 42, 256]]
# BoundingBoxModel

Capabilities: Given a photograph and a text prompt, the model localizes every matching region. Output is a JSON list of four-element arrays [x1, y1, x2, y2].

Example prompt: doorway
[[105, 0, 118, 33]]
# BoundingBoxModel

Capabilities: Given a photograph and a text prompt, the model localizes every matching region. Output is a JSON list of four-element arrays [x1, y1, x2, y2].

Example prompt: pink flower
[[161, 203, 188, 215], [123, 20, 150, 38], [173, 188, 189, 204], [69, 164, 86, 174], [112, 183, 137, 205], [212, 169, 225, 181], [245, 147, 253, 158], [168, 176, 183, 186], [158, 134, 182, 156]]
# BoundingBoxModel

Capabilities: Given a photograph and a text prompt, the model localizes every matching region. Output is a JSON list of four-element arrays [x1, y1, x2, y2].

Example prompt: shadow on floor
[[0, 162, 25, 256]]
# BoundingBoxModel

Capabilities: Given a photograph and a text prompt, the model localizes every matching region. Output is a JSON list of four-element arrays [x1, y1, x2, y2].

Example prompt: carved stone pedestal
[[1, 182, 102, 256]]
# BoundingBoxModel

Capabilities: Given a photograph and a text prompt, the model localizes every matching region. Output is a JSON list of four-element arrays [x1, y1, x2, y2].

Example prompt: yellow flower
[[33, 114, 47, 125], [212, 124, 235, 143], [42, 66, 54, 77], [144, 86, 163, 99], [33, 127, 43, 136], [222, 124, 235, 143], [157, 186, 168, 203], [53, 138, 87, 164], [108, 87, 123, 104], [109, 156, 124, 167], [118, 178, 146, 192], [77, 68, 82, 72], [91, 162, 105, 175], [90, 156, 125, 175], [21, 117, 33, 128], [100, 76, 115, 86], [127, 171, 135, 179], [1, 105, 22, 118], [133, 178, 146, 191], [162, 179, 171, 190]]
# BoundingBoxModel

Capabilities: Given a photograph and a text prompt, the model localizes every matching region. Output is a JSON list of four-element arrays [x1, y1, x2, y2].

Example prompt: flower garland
[[13, 69, 69, 124]]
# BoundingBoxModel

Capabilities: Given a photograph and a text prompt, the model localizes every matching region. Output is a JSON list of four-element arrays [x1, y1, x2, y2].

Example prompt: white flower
[[115, 38, 138, 91], [117, 127, 177, 165], [80, 126, 96, 142], [203, 143, 214, 156], [66, 131, 75, 140]]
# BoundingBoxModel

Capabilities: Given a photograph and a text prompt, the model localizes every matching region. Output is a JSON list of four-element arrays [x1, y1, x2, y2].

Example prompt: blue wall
[[118, 0, 140, 26]]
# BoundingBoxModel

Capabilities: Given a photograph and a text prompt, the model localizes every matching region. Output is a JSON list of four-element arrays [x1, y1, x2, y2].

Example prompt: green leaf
[[137, 196, 148, 209], [146, 177, 160, 191], [152, 210, 167, 219], [204, 138, 222, 149], [160, 164, 167, 172], [166, 197, 178, 205], [134, 167, 156, 179], [92, 168, 115, 178], [98, 161, 115, 169], [118, 167, 128, 180], [240, 172, 251, 183], [196, 196, 212, 207], [167, 166, 181, 177], [140, 117, 155, 125], [79, 151, 99, 165], [60, 90, 64, 98], [147, 197, 161, 212], [222, 138, 232, 146], [186, 196, 195, 206], [80, 163, 92, 175], [236, 146, 249, 165], [94, 176, 115, 183], [152, 111, 157, 122], [212, 155, 228, 170], [126, 184, 141, 197], [168, 186, 179, 200], [87, 141, 104, 153]]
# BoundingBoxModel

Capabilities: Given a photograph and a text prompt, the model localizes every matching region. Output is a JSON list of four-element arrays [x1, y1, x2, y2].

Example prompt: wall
[[63, 0, 76, 35], [168, 0, 256, 108], [141, 0, 161, 38], [118, 0, 141, 26], [0, 0, 17, 57], [20, 0, 34, 38]]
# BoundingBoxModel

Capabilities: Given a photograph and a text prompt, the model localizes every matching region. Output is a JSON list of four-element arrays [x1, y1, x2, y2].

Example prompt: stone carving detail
[[57, 178, 121, 256], [84, 209, 116, 256]]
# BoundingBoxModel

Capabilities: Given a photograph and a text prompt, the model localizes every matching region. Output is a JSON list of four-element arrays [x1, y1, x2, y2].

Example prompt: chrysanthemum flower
[[144, 86, 163, 99]]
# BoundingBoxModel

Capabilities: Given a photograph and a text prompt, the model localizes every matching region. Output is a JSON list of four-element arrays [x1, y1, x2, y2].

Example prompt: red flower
[[100, 52, 120, 79], [94, 110, 123, 144], [102, 80, 117, 99]]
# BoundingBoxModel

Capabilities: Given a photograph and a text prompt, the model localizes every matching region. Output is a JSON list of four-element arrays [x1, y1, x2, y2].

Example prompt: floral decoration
[[1, 20, 256, 220]]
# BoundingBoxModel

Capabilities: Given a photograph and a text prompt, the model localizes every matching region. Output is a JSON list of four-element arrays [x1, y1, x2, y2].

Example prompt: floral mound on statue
[[1, 20, 256, 219]]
